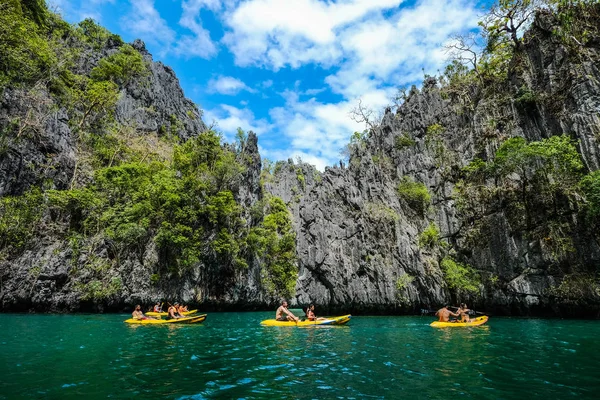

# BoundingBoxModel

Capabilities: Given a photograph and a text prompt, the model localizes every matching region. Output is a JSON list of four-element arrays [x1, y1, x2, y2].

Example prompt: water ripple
[[1, 314, 599, 399]]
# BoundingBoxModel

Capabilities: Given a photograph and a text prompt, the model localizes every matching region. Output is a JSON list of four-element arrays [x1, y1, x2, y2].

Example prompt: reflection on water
[[0, 314, 599, 399]]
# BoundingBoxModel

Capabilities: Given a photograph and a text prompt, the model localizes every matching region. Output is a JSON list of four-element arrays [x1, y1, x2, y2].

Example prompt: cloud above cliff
[[212, 0, 480, 168], [207, 76, 257, 95], [53, 0, 486, 170]]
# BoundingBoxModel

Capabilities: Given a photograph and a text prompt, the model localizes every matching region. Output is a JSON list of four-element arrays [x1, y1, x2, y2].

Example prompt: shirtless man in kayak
[[132, 305, 155, 320], [276, 301, 300, 322], [435, 306, 460, 322]]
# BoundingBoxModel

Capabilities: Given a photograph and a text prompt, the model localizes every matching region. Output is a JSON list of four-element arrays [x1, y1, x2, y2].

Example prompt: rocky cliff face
[[0, 37, 204, 197], [1, 6, 599, 316], [266, 10, 600, 316]]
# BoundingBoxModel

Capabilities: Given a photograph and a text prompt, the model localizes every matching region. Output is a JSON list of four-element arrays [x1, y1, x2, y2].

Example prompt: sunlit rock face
[[265, 10, 600, 316], [2, 7, 600, 316]]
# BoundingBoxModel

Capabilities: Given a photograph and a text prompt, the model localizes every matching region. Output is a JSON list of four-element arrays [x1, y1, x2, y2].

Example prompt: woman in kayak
[[153, 302, 162, 313], [166, 303, 183, 320], [306, 304, 326, 321], [457, 303, 471, 323]]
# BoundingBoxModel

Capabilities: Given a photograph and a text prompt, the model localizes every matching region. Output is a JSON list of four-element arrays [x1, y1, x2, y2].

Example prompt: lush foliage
[[0, 2, 302, 304], [548, 0, 600, 46], [418, 222, 441, 249], [365, 202, 400, 224], [77, 18, 123, 49], [0, 188, 44, 254], [395, 273, 414, 304], [547, 273, 600, 305], [250, 196, 298, 298], [394, 134, 416, 150], [397, 176, 431, 215], [456, 135, 584, 237], [0, 126, 298, 298], [580, 170, 600, 219], [440, 257, 481, 295], [76, 277, 123, 301], [90, 44, 146, 85], [0, 1, 54, 88]]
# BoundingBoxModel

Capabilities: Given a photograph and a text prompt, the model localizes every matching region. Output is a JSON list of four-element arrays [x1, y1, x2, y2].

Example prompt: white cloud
[[221, 0, 478, 97], [183, 0, 222, 12], [207, 76, 257, 95], [121, 0, 176, 50], [303, 88, 327, 96], [222, 0, 402, 69], [259, 146, 331, 172], [204, 104, 272, 141], [48, 0, 116, 22], [216, 0, 480, 170], [122, 0, 480, 171], [265, 90, 367, 170], [120, 0, 220, 59], [173, 0, 219, 59], [328, 0, 479, 100], [202, 98, 357, 171]]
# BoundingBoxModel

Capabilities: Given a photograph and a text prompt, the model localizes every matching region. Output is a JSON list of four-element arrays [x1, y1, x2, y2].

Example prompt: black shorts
[[276, 317, 288, 321]]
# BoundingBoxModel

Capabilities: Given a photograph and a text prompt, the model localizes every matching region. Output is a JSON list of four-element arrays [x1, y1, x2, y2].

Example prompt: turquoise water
[[1, 313, 599, 399]]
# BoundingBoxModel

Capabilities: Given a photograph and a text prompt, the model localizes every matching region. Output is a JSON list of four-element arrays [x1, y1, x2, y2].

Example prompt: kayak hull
[[124, 314, 207, 325], [146, 309, 197, 317], [261, 314, 351, 327], [430, 315, 488, 328]]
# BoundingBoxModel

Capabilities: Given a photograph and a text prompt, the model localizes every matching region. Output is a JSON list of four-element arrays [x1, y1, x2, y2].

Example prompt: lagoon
[[1, 313, 599, 399]]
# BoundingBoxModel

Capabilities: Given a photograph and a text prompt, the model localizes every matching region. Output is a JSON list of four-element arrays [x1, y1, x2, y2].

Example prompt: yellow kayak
[[146, 309, 198, 317], [261, 314, 351, 327], [430, 315, 488, 328], [124, 314, 207, 325]]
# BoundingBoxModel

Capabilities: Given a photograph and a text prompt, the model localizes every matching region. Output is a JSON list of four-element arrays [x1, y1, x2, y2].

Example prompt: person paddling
[[276, 300, 300, 322], [457, 303, 471, 323], [153, 302, 162, 313], [167, 303, 183, 320], [435, 305, 459, 322]]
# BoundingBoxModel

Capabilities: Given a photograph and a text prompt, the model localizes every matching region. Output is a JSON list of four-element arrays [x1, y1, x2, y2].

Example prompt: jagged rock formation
[[0, 37, 204, 198], [1, 4, 600, 316], [266, 9, 600, 316]]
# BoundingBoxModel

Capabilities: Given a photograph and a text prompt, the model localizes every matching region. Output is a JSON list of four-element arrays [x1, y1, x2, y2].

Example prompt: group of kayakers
[[134, 300, 474, 324], [131, 302, 190, 320], [435, 303, 471, 323], [134, 299, 325, 322]]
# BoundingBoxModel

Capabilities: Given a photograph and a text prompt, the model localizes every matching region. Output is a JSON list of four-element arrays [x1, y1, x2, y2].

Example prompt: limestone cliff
[[1, 3, 600, 316], [266, 8, 600, 316]]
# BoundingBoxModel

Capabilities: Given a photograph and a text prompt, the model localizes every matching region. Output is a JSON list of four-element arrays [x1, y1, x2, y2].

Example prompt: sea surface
[[0, 313, 599, 399]]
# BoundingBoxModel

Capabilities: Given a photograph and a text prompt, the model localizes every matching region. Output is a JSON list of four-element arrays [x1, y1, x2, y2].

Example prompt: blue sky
[[49, 0, 492, 170]]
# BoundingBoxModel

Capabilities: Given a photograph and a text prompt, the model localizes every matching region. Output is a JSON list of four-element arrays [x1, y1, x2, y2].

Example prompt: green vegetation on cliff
[[0, 1, 298, 303], [456, 134, 585, 257], [397, 177, 431, 215]]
